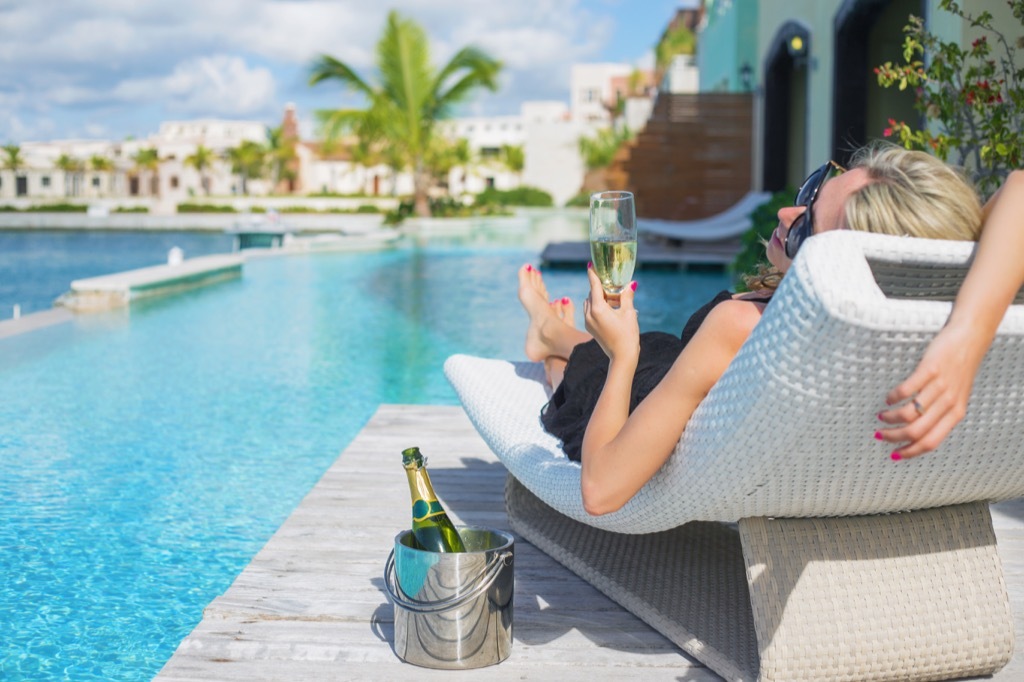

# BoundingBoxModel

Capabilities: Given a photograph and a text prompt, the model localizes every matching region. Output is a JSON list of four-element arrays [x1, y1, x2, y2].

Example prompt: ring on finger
[[912, 398, 927, 416]]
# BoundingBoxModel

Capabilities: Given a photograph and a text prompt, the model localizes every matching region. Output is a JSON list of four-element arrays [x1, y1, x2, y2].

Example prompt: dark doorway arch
[[762, 21, 810, 193], [832, 0, 924, 165]]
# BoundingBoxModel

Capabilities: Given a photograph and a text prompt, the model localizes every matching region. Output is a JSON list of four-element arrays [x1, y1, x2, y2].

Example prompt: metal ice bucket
[[384, 526, 514, 669]]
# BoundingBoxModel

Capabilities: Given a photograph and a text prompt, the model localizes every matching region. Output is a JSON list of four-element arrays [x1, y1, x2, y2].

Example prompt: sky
[[0, 0, 697, 144]]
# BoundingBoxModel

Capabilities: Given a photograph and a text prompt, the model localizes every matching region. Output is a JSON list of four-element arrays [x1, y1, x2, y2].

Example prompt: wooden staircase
[[605, 93, 754, 222]]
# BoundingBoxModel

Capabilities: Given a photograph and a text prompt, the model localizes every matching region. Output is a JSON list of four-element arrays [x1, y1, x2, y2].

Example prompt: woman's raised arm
[[579, 266, 762, 514], [879, 170, 1024, 458]]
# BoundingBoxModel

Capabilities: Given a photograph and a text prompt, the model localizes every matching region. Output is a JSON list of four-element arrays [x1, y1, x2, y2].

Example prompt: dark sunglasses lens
[[795, 164, 828, 205], [785, 214, 812, 259]]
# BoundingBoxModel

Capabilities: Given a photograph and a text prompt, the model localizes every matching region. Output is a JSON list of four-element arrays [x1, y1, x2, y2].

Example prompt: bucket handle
[[384, 548, 512, 615]]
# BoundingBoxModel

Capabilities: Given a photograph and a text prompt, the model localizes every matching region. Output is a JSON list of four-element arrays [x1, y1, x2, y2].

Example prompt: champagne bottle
[[402, 447, 466, 553]]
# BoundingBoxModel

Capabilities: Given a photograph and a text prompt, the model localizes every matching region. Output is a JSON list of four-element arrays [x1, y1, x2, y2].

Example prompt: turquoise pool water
[[0, 240, 731, 680]]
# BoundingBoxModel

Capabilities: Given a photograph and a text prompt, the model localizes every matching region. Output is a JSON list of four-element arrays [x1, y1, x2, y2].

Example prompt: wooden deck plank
[[157, 405, 705, 680], [157, 404, 1024, 681]]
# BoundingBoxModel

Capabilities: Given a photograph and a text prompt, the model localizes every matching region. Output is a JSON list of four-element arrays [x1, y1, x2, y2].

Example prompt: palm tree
[[55, 153, 83, 197], [2, 143, 26, 198], [132, 148, 160, 197], [2, 144, 23, 173], [425, 136, 472, 193], [184, 144, 215, 195], [309, 10, 501, 217], [265, 125, 297, 194], [501, 144, 524, 184], [88, 155, 114, 196], [227, 140, 266, 195], [578, 127, 634, 171]]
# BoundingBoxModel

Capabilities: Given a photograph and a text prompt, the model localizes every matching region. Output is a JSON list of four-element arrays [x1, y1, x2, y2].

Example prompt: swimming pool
[[0, 230, 235, 319], [0, 240, 732, 680]]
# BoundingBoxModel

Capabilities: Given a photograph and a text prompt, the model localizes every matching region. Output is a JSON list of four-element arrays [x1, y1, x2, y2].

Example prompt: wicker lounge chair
[[444, 230, 1024, 682]]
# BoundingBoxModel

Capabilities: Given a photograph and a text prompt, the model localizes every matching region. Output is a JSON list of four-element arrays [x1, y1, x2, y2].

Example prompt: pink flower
[[883, 127, 893, 137]]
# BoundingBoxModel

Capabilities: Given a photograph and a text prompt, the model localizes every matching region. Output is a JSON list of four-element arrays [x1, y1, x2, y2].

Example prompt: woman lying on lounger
[[518, 143, 1011, 515]]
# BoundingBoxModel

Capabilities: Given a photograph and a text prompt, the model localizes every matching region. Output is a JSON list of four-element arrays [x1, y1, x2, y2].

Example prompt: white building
[[1, 119, 270, 212], [570, 63, 634, 124], [2, 60, 658, 210]]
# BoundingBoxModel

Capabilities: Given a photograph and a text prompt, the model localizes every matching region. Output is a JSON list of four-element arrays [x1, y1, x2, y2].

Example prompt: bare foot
[[518, 264, 563, 361], [551, 296, 576, 329]]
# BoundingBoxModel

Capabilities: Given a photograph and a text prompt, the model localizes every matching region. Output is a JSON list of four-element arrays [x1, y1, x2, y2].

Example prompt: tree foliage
[[501, 144, 524, 174], [227, 140, 266, 195], [185, 144, 216, 195], [875, 0, 1024, 196], [655, 23, 696, 74], [309, 10, 501, 216], [578, 127, 634, 171], [2, 144, 23, 172], [265, 125, 297, 191], [732, 190, 790, 291]]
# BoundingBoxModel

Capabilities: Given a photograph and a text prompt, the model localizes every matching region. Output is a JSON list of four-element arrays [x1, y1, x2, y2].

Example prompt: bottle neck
[[405, 465, 438, 504]]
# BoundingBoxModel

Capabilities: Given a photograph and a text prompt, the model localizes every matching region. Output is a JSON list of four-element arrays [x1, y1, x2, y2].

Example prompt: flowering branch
[[874, 0, 1024, 196]]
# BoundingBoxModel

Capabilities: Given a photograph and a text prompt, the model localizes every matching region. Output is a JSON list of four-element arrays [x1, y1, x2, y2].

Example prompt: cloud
[[112, 55, 276, 116], [0, 0, 645, 141]]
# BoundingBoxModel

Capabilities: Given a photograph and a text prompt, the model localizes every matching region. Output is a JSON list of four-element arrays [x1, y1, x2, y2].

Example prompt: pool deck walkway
[[156, 404, 1024, 681]]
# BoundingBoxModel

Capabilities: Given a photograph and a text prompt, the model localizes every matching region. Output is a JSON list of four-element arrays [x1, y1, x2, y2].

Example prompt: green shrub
[[0, 205, 18, 212], [24, 203, 88, 212], [476, 186, 553, 207], [177, 203, 237, 213], [383, 196, 515, 225], [356, 204, 380, 213], [307, 190, 375, 198], [732, 190, 791, 291], [113, 206, 149, 213], [564, 192, 591, 208]]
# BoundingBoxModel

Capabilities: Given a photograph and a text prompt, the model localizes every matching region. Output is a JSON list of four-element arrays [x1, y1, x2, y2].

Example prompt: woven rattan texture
[[505, 475, 759, 681], [445, 231, 1024, 533], [740, 503, 1013, 681]]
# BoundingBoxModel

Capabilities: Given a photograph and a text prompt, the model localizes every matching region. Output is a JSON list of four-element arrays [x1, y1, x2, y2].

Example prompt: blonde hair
[[845, 142, 982, 240], [743, 143, 982, 292]]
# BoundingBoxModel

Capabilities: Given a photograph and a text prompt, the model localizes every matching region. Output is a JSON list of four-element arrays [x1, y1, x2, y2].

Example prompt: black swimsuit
[[540, 290, 769, 462]]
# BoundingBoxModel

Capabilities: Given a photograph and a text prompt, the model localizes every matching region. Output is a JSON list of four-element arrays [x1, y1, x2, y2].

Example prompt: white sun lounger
[[445, 230, 1024, 681], [637, 190, 771, 241]]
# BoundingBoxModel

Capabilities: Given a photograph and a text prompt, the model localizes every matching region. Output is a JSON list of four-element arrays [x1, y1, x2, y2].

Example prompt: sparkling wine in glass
[[589, 190, 637, 297]]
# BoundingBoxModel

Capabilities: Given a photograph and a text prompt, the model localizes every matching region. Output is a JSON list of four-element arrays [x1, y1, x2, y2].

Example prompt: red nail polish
[[587, 261, 593, 269], [562, 297, 569, 304], [890, 452, 902, 461], [877, 412, 885, 421], [630, 281, 638, 292], [525, 264, 532, 271], [874, 431, 883, 440]]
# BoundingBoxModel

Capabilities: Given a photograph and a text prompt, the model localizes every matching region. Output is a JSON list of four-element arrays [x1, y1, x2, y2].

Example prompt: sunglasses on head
[[784, 160, 846, 259]]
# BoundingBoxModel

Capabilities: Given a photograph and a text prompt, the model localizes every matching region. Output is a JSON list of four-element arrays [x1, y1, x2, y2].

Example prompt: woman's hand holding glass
[[583, 264, 639, 364]]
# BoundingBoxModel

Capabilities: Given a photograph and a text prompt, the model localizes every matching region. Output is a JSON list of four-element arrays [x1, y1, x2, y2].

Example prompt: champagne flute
[[589, 190, 637, 300]]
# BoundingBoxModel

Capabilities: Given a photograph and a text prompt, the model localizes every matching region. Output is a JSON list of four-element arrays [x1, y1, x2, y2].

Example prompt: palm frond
[[314, 108, 371, 142], [308, 54, 375, 100], [431, 47, 502, 119], [377, 10, 434, 111]]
